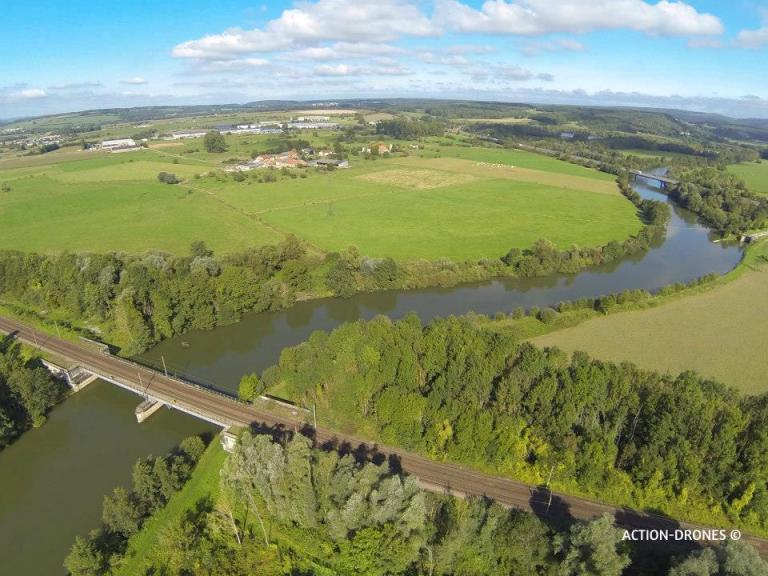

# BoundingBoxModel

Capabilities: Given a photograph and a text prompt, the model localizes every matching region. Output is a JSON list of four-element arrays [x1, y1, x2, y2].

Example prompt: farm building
[[101, 138, 138, 151]]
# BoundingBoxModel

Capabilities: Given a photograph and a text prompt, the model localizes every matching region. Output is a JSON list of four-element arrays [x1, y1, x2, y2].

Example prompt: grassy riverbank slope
[[115, 441, 227, 576], [530, 241, 768, 393]]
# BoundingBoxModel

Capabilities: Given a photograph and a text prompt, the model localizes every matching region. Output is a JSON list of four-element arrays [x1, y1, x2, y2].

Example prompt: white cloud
[[313, 62, 411, 76], [122, 77, 148, 85], [48, 82, 103, 91], [735, 26, 768, 48], [522, 38, 587, 55], [465, 63, 553, 82], [15, 88, 47, 99], [435, 0, 723, 37], [173, 0, 436, 60], [445, 44, 496, 55], [283, 41, 406, 61], [498, 65, 553, 81], [193, 58, 271, 73], [314, 63, 366, 76]]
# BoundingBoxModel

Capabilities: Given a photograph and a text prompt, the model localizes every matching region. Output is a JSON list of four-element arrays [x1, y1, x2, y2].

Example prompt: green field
[[728, 161, 768, 196], [0, 139, 642, 260], [0, 149, 280, 254], [530, 243, 768, 393]]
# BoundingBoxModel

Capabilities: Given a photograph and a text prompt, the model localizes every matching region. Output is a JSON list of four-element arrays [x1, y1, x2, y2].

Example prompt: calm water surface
[[1, 177, 743, 573], [0, 383, 214, 575]]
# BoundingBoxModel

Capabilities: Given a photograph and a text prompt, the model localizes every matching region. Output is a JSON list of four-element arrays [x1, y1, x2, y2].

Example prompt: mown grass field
[[0, 138, 642, 260], [728, 161, 768, 196], [530, 242, 768, 394], [261, 163, 641, 260], [0, 148, 280, 254]]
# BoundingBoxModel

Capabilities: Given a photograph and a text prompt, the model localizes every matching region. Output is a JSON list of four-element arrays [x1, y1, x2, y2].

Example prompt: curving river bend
[[0, 177, 743, 574]]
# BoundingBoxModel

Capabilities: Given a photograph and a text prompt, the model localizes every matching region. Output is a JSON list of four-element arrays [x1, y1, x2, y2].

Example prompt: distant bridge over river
[[628, 169, 679, 188]]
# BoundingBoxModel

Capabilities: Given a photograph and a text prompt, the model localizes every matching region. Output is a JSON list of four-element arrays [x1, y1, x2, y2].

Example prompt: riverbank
[[0, 382, 215, 575]]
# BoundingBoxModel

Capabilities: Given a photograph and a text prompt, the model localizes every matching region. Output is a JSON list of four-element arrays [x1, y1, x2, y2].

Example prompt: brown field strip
[[389, 156, 620, 195], [356, 168, 478, 189]]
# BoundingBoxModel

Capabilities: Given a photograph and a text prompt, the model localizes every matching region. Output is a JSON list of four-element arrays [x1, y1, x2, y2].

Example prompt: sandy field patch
[[356, 168, 477, 189]]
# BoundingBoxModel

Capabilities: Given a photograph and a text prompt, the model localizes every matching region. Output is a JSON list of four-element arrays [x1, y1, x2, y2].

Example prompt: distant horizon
[[2, 1, 766, 119], [3, 93, 768, 125]]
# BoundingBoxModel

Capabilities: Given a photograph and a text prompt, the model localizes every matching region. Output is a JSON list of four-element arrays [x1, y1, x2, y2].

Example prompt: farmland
[[530, 241, 768, 394], [728, 160, 768, 196], [0, 135, 642, 260], [0, 149, 280, 254]]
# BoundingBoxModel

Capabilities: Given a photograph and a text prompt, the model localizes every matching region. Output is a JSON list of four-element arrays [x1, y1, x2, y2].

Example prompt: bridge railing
[[82, 350, 243, 407]]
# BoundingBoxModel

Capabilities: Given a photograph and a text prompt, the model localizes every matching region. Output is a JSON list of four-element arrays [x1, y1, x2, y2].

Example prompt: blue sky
[[1, 0, 767, 118]]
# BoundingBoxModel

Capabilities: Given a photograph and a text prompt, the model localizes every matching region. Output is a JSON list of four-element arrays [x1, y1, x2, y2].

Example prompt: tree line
[[108, 431, 768, 576], [0, 237, 311, 355], [376, 117, 446, 139], [670, 166, 768, 234], [0, 339, 67, 448], [64, 435, 207, 575], [263, 314, 768, 535]]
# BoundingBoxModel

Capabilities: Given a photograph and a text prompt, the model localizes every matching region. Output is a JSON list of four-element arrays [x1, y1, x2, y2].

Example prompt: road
[[2, 314, 766, 555]]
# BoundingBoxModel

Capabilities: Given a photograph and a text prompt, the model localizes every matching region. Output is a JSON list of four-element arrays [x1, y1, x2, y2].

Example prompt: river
[[0, 177, 743, 574]]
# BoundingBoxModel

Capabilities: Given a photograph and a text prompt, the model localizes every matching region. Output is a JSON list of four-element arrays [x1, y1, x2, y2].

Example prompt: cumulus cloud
[[282, 41, 406, 61], [522, 38, 587, 55], [465, 63, 553, 82], [735, 26, 768, 48], [434, 0, 723, 37], [122, 77, 148, 85], [192, 58, 271, 73], [498, 65, 554, 81], [313, 62, 411, 76], [15, 88, 47, 99], [314, 63, 366, 76], [172, 0, 436, 60]]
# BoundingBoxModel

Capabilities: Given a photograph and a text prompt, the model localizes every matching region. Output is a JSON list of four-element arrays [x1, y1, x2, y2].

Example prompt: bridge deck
[[629, 169, 679, 185], [1, 315, 766, 555]]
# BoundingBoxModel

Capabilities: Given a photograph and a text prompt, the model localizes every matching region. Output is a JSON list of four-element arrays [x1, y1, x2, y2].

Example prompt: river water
[[0, 177, 743, 574]]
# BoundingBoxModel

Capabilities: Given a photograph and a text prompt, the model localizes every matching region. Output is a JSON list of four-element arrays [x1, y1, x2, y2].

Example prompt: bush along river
[[0, 174, 743, 574]]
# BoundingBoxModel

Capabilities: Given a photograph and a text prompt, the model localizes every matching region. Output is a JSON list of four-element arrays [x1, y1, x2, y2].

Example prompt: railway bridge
[[2, 315, 768, 556], [629, 169, 679, 188]]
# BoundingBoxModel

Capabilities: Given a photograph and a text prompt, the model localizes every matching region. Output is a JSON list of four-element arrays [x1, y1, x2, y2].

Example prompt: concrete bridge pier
[[40, 360, 98, 391], [135, 398, 166, 423]]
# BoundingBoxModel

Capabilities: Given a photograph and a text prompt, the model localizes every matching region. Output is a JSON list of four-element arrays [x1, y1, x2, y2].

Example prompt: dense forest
[[263, 315, 768, 534], [0, 339, 67, 448], [0, 237, 310, 355], [670, 166, 768, 234], [68, 431, 768, 576], [375, 117, 447, 139]]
